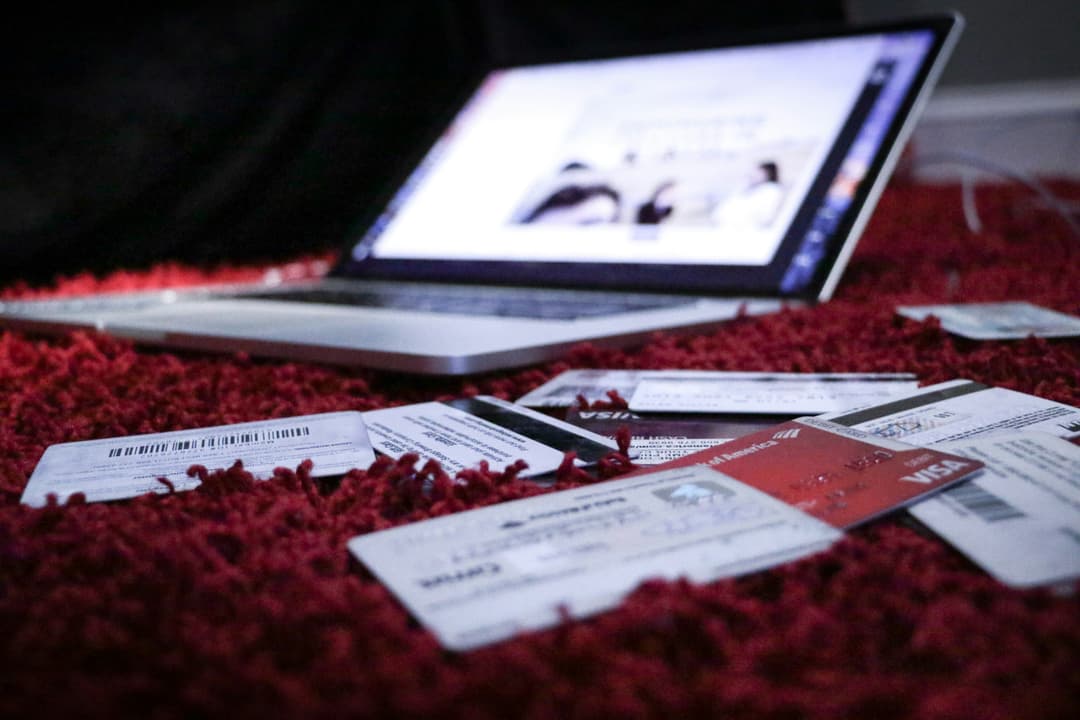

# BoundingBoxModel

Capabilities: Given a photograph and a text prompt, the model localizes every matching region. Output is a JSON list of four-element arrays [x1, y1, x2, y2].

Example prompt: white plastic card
[[821, 379, 1080, 444], [896, 301, 1080, 340], [909, 433, 1080, 589], [361, 395, 619, 477], [516, 369, 917, 412], [628, 372, 919, 414], [348, 464, 841, 651], [21, 411, 375, 507]]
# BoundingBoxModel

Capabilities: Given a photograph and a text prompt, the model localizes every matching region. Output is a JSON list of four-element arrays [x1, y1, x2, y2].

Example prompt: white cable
[[960, 169, 983, 234], [913, 150, 1080, 238]]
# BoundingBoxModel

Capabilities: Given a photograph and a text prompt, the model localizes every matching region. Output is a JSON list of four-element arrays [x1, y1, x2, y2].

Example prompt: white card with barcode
[[908, 432, 1080, 589], [21, 411, 375, 507], [348, 464, 841, 651]]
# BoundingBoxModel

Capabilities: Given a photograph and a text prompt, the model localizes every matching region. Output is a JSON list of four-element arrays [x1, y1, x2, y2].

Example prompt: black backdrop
[[1, 1, 845, 285]]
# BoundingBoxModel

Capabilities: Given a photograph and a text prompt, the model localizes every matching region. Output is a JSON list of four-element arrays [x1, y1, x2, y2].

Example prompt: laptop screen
[[338, 17, 958, 300]]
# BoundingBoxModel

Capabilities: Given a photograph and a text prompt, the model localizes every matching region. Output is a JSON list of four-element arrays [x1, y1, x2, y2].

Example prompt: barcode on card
[[944, 482, 1025, 523], [106, 426, 312, 459]]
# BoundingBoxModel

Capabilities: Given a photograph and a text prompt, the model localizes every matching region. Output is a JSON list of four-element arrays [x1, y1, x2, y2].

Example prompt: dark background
[[1, 1, 845, 285]]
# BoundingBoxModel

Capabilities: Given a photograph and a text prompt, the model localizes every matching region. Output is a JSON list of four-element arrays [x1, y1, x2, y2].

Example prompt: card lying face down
[[908, 432, 1080, 590], [348, 464, 841, 651], [627, 416, 985, 528], [21, 411, 376, 507], [361, 395, 619, 478]]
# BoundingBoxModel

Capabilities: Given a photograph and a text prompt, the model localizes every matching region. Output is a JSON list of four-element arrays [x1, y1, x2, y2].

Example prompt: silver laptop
[[0, 15, 962, 375]]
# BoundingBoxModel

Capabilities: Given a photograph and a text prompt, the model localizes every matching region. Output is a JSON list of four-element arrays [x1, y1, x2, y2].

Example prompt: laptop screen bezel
[[329, 13, 962, 303]]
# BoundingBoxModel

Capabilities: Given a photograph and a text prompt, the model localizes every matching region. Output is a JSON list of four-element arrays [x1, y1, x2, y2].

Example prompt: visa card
[[628, 416, 984, 528]]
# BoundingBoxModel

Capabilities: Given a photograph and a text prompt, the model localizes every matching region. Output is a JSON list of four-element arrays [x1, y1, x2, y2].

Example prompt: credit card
[[627, 416, 984, 528]]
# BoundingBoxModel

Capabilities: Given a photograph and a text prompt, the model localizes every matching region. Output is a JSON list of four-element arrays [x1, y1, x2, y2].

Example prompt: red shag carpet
[[2, 181, 1079, 719]]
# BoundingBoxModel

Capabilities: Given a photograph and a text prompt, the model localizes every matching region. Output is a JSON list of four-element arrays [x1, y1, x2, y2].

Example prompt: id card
[[630, 416, 985, 528], [348, 464, 841, 651], [361, 395, 618, 477], [897, 301, 1080, 340], [908, 433, 1080, 589], [21, 411, 375, 507]]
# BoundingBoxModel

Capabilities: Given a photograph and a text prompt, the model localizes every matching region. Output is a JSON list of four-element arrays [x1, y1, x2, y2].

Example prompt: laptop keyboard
[[234, 284, 695, 320]]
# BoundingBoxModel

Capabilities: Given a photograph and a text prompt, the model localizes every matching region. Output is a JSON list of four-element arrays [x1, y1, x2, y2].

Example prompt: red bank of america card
[[630, 416, 984, 528]]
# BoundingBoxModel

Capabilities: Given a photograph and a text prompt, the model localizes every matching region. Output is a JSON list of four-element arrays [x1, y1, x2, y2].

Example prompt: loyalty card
[[564, 407, 779, 465], [631, 416, 984, 528], [821, 379, 1080, 444], [21, 411, 375, 507], [629, 372, 918, 414], [908, 433, 1080, 589], [361, 395, 619, 478], [348, 464, 841, 651], [897, 301, 1080, 340]]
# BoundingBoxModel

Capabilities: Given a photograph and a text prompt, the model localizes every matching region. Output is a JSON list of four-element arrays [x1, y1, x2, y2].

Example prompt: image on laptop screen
[[342, 26, 941, 299]]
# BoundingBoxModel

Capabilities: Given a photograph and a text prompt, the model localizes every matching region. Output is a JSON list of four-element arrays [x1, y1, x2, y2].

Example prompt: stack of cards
[[23, 367, 1080, 652], [346, 408, 989, 651]]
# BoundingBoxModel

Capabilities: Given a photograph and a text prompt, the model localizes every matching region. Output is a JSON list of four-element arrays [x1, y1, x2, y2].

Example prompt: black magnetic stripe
[[442, 398, 613, 463], [827, 381, 988, 427]]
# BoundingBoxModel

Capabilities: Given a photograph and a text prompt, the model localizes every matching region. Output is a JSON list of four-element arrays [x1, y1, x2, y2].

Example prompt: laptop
[[0, 14, 962, 375]]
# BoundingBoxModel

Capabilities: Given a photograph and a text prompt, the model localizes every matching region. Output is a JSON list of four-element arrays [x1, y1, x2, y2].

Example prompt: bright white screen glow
[[364, 35, 885, 266]]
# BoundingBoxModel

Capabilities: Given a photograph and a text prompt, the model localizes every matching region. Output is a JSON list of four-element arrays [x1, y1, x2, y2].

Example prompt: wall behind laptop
[[0, 1, 845, 286], [847, 0, 1080, 183]]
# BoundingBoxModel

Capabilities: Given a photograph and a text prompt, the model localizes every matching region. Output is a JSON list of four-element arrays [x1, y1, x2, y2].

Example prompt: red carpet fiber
[[2, 181, 1079, 719]]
